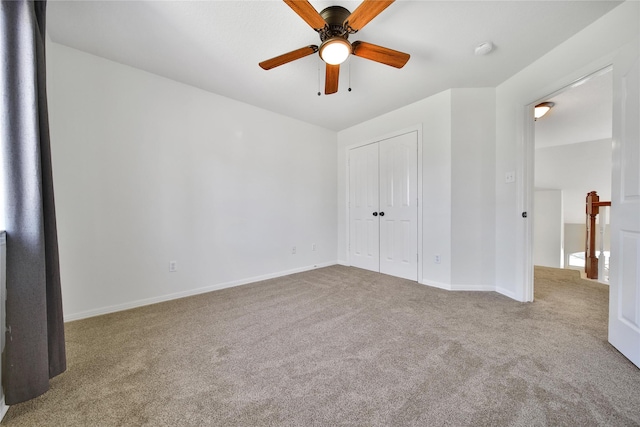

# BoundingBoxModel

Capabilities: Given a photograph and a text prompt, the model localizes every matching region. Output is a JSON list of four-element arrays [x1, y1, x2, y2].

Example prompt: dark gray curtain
[[1, 0, 66, 405]]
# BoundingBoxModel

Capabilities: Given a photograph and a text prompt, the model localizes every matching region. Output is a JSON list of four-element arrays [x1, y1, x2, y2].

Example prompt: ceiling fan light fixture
[[534, 101, 555, 119], [260, 1, 410, 94], [319, 37, 352, 65]]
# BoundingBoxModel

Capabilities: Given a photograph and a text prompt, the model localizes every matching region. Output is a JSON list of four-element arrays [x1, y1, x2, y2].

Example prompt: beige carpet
[[3, 265, 640, 426]]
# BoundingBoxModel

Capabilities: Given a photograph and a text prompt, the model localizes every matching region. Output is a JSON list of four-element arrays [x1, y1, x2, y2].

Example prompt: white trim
[[344, 124, 424, 283], [420, 280, 451, 290], [520, 103, 535, 302], [64, 261, 337, 322], [0, 399, 8, 422], [496, 286, 518, 300], [344, 125, 423, 151], [421, 279, 496, 292], [0, 232, 5, 417], [416, 125, 424, 284], [449, 284, 496, 292], [344, 145, 351, 266]]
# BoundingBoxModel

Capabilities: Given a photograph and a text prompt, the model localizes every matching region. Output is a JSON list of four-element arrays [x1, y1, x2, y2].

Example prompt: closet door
[[379, 133, 418, 280], [348, 132, 418, 280], [349, 143, 380, 272]]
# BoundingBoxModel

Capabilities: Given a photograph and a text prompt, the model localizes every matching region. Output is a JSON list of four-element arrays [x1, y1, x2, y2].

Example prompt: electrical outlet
[[312, 243, 317, 251], [292, 246, 297, 255], [505, 171, 516, 183], [169, 261, 177, 272], [434, 255, 441, 264]]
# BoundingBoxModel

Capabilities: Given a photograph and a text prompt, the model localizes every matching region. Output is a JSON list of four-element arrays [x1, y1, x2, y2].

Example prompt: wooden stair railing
[[585, 191, 611, 279]]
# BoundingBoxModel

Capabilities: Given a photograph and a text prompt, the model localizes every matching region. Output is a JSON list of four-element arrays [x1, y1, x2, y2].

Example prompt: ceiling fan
[[259, 0, 410, 95]]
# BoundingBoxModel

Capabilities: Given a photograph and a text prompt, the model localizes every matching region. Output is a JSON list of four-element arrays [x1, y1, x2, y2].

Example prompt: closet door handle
[[372, 212, 378, 216], [379, 212, 385, 217]]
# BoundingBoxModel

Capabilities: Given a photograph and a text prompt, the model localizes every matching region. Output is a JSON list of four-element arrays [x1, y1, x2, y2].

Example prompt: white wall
[[535, 138, 612, 224], [495, 0, 639, 301], [47, 43, 338, 320], [337, 88, 495, 290], [533, 189, 563, 268], [450, 89, 496, 287], [564, 223, 611, 268]]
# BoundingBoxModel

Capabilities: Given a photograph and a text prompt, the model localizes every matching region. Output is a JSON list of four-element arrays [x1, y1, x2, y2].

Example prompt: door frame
[[517, 66, 613, 302], [345, 124, 424, 283]]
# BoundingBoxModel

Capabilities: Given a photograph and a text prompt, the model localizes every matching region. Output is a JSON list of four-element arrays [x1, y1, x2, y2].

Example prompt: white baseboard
[[450, 284, 496, 291], [420, 280, 451, 290], [336, 260, 349, 266], [0, 398, 9, 422], [64, 261, 338, 322], [495, 286, 517, 300], [420, 279, 496, 292]]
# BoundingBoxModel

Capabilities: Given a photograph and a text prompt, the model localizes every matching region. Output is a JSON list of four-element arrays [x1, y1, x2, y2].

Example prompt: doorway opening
[[531, 66, 613, 296]]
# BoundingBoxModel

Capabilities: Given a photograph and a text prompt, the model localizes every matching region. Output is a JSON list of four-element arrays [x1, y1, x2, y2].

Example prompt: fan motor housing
[[319, 6, 351, 41]]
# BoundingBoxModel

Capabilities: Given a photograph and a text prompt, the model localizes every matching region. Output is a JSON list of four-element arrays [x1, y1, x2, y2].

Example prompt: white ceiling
[[47, 0, 622, 131], [535, 69, 612, 148]]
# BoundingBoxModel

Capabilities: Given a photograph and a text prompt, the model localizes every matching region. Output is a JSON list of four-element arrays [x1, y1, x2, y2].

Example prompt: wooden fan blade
[[344, 0, 395, 32], [259, 45, 318, 70], [352, 41, 410, 68], [325, 64, 340, 94], [284, 0, 326, 30]]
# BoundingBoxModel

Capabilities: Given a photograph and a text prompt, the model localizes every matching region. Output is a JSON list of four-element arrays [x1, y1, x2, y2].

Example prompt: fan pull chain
[[317, 58, 322, 96], [348, 58, 352, 92]]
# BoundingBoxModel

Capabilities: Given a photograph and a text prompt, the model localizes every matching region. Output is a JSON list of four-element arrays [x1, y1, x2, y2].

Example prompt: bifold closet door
[[378, 133, 418, 280], [349, 132, 418, 281], [349, 143, 380, 272]]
